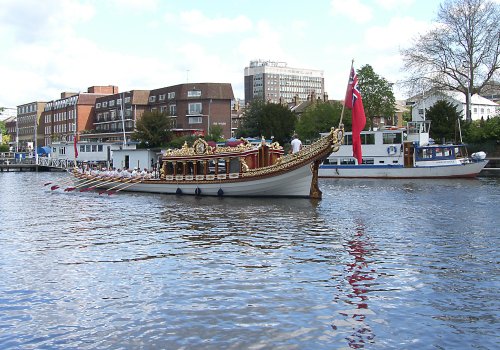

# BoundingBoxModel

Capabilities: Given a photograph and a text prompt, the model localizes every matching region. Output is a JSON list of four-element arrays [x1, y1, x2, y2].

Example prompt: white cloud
[[375, 0, 415, 10], [363, 16, 432, 51], [237, 20, 289, 63], [330, 0, 373, 23], [0, 0, 94, 44], [110, 0, 159, 11], [177, 10, 253, 37]]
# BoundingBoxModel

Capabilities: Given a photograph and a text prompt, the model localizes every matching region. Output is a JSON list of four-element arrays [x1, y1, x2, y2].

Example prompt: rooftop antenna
[[186, 69, 190, 84]]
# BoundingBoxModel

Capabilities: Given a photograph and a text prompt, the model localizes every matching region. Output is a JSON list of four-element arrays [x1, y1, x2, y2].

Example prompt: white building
[[112, 148, 160, 171], [50, 141, 136, 166], [411, 90, 499, 121], [244, 60, 324, 104]]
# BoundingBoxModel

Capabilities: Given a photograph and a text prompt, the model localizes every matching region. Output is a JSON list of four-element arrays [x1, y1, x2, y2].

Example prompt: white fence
[[37, 157, 74, 170]]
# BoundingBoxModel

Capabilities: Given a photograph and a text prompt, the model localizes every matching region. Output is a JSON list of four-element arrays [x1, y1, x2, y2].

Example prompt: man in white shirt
[[291, 134, 302, 154]]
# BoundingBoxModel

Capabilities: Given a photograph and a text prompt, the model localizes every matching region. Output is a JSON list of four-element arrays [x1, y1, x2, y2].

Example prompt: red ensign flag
[[344, 66, 366, 164], [74, 134, 78, 158]]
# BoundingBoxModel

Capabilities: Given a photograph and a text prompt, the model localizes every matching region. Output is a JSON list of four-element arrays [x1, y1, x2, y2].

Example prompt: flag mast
[[339, 59, 354, 127]]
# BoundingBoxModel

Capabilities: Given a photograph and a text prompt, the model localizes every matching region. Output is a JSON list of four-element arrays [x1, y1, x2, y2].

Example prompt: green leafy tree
[[167, 134, 197, 149], [236, 100, 297, 144], [0, 120, 6, 139], [296, 101, 350, 141], [425, 100, 462, 142], [132, 110, 173, 148], [206, 124, 224, 142], [463, 116, 500, 143], [357, 64, 396, 129], [0, 120, 9, 149]]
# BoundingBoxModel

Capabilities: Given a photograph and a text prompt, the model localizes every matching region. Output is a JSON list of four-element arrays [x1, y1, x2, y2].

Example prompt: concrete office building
[[244, 60, 324, 104]]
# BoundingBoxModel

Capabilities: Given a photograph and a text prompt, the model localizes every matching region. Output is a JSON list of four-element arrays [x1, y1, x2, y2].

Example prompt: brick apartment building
[[83, 90, 150, 143], [41, 86, 118, 146], [148, 83, 235, 139], [16, 101, 46, 151]]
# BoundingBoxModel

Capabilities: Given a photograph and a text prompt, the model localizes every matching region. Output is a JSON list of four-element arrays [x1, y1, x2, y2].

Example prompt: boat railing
[[163, 173, 241, 181]]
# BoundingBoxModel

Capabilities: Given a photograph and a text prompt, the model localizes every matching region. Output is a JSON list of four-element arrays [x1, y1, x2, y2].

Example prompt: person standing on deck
[[291, 134, 302, 154]]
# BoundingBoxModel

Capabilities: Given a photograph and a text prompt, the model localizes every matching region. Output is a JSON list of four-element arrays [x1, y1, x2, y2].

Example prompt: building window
[[168, 92, 175, 99], [188, 103, 202, 115], [169, 104, 177, 116], [149, 96, 156, 103], [124, 97, 131, 103], [188, 90, 201, 97], [102, 102, 108, 107], [96, 103, 101, 108], [189, 116, 202, 124], [109, 100, 115, 107], [159, 94, 166, 101]]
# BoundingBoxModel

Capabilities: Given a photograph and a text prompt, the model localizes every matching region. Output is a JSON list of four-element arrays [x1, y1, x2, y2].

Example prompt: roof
[[151, 83, 235, 100], [443, 91, 498, 106]]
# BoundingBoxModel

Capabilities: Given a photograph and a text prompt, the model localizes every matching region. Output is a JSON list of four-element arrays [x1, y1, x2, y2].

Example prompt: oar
[[45, 168, 84, 186], [51, 177, 83, 190], [78, 177, 116, 192], [82, 177, 120, 191], [45, 176, 78, 187], [98, 178, 134, 195], [108, 179, 142, 195], [64, 176, 101, 192]]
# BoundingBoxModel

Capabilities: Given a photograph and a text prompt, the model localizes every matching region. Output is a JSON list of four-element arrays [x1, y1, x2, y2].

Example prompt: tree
[[401, 0, 500, 120], [296, 101, 349, 141], [236, 100, 297, 144], [357, 64, 396, 130], [0, 120, 6, 139], [425, 100, 462, 142], [463, 115, 500, 143], [132, 110, 173, 148], [206, 124, 224, 142]]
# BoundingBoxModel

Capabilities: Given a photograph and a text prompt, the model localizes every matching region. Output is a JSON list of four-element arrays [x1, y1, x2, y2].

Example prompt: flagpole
[[73, 97, 78, 169], [339, 59, 354, 127]]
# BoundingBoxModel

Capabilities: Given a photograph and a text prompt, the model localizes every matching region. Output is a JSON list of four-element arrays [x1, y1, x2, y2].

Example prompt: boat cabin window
[[340, 158, 356, 165], [383, 132, 402, 144], [435, 147, 452, 158], [323, 158, 338, 165], [344, 135, 352, 145], [455, 146, 465, 157], [416, 148, 434, 160], [344, 134, 375, 145], [362, 134, 375, 145], [362, 159, 374, 165]]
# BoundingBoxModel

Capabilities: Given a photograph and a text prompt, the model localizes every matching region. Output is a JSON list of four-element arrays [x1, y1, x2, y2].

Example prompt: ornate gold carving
[[240, 158, 249, 172]]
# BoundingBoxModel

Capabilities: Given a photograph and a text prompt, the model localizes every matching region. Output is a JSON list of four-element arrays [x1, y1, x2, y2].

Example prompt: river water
[[0, 172, 498, 349]]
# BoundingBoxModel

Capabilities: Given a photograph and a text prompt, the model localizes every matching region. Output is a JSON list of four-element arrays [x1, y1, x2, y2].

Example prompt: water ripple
[[0, 173, 498, 349]]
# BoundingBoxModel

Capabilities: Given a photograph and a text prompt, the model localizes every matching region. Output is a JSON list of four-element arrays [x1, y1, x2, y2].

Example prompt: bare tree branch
[[401, 0, 500, 100]]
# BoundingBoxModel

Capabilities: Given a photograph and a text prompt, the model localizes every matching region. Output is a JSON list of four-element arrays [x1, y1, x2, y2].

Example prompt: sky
[[0, 0, 461, 108]]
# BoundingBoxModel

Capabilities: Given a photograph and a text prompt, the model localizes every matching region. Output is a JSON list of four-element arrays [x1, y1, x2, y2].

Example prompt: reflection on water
[[0, 173, 499, 349], [331, 221, 377, 348]]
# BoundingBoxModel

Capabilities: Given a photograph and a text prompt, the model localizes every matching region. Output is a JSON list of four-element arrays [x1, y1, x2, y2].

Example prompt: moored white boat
[[319, 121, 488, 179], [72, 127, 344, 198]]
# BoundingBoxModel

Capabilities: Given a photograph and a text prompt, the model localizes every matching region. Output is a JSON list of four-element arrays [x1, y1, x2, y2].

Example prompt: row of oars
[[44, 175, 142, 195]]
